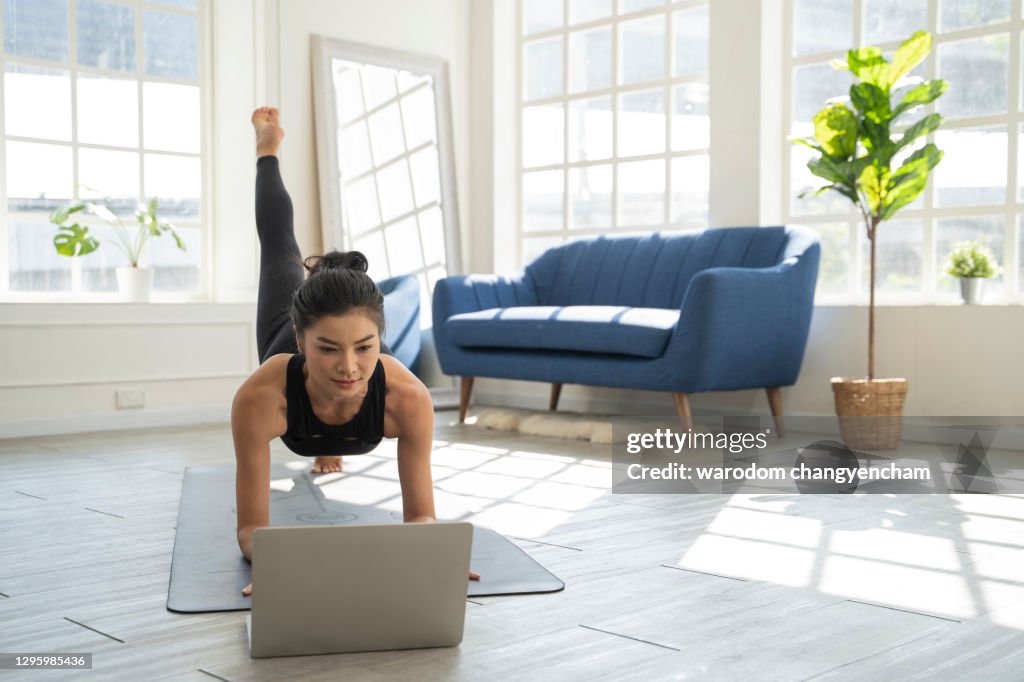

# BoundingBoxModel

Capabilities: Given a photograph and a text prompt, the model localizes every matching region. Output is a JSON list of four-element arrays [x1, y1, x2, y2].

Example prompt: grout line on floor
[[799, 628, 952, 681], [14, 491, 47, 500], [63, 617, 125, 643], [577, 624, 680, 651], [658, 564, 747, 581], [844, 599, 962, 623], [510, 536, 583, 551], [84, 507, 126, 519], [197, 669, 233, 681]]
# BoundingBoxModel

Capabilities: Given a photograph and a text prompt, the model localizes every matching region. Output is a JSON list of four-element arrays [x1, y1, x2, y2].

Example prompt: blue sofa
[[378, 274, 421, 375], [432, 226, 820, 430]]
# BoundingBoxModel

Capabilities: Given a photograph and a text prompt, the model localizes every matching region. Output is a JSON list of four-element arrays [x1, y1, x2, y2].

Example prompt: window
[[786, 0, 1021, 303], [517, 0, 710, 265], [1, 0, 203, 298]]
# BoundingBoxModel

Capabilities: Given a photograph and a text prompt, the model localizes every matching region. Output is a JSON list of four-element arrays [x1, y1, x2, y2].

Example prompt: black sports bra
[[279, 354, 386, 457]]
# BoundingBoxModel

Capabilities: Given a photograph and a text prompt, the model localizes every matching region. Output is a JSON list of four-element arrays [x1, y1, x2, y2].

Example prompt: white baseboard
[[0, 406, 230, 440]]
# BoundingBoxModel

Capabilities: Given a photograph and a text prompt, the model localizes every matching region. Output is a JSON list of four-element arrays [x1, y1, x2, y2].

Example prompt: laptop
[[246, 522, 473, 658]]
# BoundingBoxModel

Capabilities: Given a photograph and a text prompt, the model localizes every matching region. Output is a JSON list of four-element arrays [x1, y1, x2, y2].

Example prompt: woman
[[233, 108, 474, 595]]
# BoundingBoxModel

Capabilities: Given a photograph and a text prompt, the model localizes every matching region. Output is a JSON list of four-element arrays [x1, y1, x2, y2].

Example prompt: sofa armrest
[[666, 245, 820, 392]]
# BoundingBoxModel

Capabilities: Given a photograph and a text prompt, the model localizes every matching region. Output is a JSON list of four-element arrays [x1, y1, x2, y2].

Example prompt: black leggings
[[254, 156, 391, 364], [255, 156, 304, 364]]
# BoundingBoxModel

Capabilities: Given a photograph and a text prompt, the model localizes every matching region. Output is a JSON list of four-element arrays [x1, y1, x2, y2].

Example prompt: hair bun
[[304, 250, 369, 275]]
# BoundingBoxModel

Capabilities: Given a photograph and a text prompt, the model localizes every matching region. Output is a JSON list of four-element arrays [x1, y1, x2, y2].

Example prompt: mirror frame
[[310, 35, 463, 276]]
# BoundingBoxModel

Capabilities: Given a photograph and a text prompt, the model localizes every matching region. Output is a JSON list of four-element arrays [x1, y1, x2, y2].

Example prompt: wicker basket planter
[[831, 377, 908, 450]]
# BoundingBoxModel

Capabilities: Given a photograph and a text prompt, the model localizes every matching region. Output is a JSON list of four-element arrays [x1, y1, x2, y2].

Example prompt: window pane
[[569, 164, 612, 229], [793, 0, 852, 57], [142, 82, 200, 153], [376, 161, 414, 223], [409, 146, 441, 208], [397, 70, 431, 94], [360, 65, 399, 111], [332, 62, 364, 125], [863, 0, 927, 46], [937, 35, 1009, 119], [4, 0, 68, 63], [617, 159, 664, 226], [5, 64, 71, 141], [78, 148, 140, 216], [345, 175, 381, 235], [936, 216, 1004, 296], [339, 120, 373, 179], [8, 222, 72, 292], [523, 236, 566, 264], [400, 86, 437, 149], [568, 97, 611, 162], [383, 216, 424, 275], [671, 82, 709, 151], [939, 0, 1010, 32], [352, 229, 389, 278], [524, 37, 563, 100], [620, 15, 664, 85], [149, 225, 200, 293], [523, 169, 564, 231], [149, 0, 198, 9], [569, 0, 612, 24], [368, 103, 406, 166], [144, 153, 200, 221], [807, 223, 851, 295], [143, 9, 197, 80], [673, 6, 708, 77], [524, 0, 562, 35], [6, 141, 72, 212], [569, 27, 612, 94], [523, 103, 564, 167], [76, 0, 135, 72], [790, 144, 852, 217], [792, 62, 853, 127], [934, 126, 1007, 208], [419, 206, 446, 266], [618, 89, 664, 156], [620, 0, 662, 12], [78, 223, 122, 291], [670, 155, 708, 226], [860, 220, 924, 294], [78, 75, 138, 147]]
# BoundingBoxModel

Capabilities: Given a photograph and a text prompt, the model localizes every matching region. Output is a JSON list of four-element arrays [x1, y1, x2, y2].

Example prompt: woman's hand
[[243, 582, 253, 596], [470, 570, 480, 581]]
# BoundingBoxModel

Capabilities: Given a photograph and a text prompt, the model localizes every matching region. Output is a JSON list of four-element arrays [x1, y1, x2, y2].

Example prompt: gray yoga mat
[[167, 464, 564, 612]]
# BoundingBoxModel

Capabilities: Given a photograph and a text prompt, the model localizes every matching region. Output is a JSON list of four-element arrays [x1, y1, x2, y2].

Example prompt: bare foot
[[251, 106, 284, 158], [311, 456, 343, 474]]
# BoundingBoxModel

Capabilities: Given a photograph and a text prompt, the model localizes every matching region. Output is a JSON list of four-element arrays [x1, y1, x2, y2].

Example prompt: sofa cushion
[[445, 306, 680, 358]]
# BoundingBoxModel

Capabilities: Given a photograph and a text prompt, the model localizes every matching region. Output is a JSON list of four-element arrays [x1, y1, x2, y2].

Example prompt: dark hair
[[290, 250, 385, 338]]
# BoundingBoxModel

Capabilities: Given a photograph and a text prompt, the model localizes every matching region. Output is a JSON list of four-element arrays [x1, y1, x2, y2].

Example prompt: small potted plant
[[944, 240, 1000, 305], [50, 189, 186, 301], [795, 31, 948, 449]]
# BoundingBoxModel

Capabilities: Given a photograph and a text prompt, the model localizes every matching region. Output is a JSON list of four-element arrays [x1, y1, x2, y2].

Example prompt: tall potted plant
[[795, 31, 947, 448]]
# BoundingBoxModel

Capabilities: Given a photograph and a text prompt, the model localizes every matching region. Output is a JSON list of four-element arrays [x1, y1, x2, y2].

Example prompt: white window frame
[[0, 0, 213, 302], [515, 0, 710, 268], [782, 0, 1023, 305]]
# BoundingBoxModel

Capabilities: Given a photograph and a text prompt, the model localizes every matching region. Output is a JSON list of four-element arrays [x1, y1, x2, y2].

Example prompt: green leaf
[[890, 143, 943, 185], [53, 223, 100, 257], [813, 103, 858, 158], [847, 46, 891, 90], [49, 201, 86, 226], [858, 164, 884, 213], [880, 144, 943, 220], [850, 82, 891, 123], [86, 201, 118, 225], [892, 79, 948, 119], [807, 156, 849, 184], [792, 137, 828, 155], [891, 31, 931, 84], [892, 113, 943, 154]]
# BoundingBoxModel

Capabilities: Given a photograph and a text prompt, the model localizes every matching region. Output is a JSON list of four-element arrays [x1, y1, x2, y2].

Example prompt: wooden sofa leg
[[672, 393, 693, 431], [765, 387, 785, 437], [459, 377, 475, 423], [549, 383, 562, 411]]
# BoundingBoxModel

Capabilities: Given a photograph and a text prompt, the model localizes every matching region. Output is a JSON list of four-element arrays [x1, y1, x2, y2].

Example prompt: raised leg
[[672, 392, 693, 431], [765, 387, 785, 437], [459, 377, 475, 423], [549, 383, 562, 411]]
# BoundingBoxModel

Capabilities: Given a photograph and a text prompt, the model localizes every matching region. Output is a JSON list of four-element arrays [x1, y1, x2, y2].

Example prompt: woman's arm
[[391, 373, 437, 523], [231, 384, 274, 560]]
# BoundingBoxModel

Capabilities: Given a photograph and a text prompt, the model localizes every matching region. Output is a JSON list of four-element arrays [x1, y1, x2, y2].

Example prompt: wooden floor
[[2, 413, 1024, 681]]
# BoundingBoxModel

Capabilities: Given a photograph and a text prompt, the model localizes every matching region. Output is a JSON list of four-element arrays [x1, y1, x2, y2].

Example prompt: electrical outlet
[[116, 390, 145, 410]]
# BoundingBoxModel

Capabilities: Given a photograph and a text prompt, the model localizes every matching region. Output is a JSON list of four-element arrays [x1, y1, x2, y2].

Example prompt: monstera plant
[[795, 31, 947, 448]]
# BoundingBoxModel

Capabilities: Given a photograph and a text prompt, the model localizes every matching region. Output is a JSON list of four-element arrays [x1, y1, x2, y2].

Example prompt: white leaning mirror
[[311, 35, 463, 332]]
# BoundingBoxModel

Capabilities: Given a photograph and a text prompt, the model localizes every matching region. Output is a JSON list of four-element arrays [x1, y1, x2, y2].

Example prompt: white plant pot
[[959, 277, 985, 305], [116, 266, 154, 302]]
